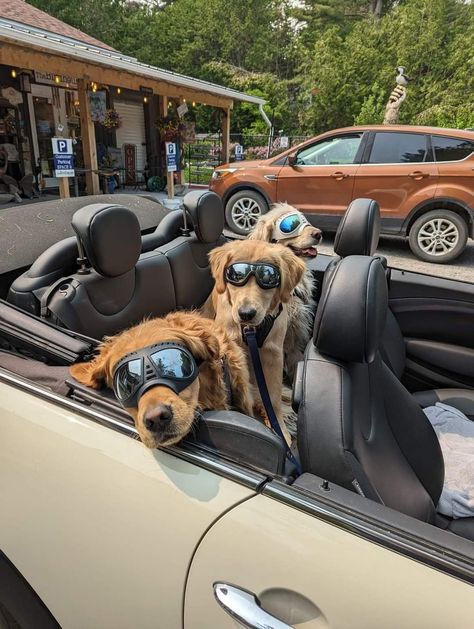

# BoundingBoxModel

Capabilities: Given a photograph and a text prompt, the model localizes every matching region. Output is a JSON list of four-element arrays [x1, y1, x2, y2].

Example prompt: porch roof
[[0, 16, 266, 107]]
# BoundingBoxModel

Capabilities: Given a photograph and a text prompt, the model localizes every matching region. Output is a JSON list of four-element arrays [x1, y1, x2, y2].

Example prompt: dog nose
[[238, 306, 257, 322], [143, 405, 173, 432], [312, 229, 322, 243]]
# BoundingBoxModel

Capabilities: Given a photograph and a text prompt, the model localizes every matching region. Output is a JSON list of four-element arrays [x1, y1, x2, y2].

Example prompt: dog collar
[[241, 303, 283, 348]]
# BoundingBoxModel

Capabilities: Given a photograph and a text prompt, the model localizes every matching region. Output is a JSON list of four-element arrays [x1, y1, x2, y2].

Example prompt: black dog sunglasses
[[225, 262, 281, 289], [113, 342, 199, 408]]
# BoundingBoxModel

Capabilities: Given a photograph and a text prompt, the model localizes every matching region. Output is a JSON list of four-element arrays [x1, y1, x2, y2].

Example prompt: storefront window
[[33, 97, 55, 176]]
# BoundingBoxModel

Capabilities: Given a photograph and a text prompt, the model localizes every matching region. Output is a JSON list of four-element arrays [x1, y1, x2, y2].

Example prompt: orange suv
[[209, 125, 474, 263]]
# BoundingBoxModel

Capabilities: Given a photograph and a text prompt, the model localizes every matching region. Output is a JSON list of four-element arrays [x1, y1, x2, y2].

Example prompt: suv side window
[[432, 135, 474, 162], [297, 133, 363, 166], [368, 132, 431, 163]]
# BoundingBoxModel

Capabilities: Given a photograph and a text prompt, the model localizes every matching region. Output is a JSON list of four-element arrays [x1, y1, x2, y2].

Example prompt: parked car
[[210, 125, 474, 263], [0, 193, 473, 627]]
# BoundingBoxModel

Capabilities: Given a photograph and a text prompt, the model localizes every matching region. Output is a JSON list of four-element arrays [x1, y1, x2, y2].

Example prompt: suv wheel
[[225, 190, 268, 235], [408, 210, 468, 263]]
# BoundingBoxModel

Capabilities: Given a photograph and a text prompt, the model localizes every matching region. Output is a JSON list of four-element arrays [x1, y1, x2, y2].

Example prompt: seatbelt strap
[[243, 326, 301, 475], [37, 277, 75, 318]]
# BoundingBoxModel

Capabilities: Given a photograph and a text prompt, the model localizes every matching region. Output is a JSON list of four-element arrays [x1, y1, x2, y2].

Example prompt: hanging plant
[[102, 108, 121, 129], [156, 114, 186, 142]]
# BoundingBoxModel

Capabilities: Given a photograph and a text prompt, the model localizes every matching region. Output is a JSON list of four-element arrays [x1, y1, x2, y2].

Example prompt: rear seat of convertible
[[7, 190, 225, 339]]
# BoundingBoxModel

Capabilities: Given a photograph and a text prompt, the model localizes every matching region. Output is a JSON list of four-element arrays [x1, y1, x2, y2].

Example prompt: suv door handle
[[214, 583, 292, 629], [408, 171, 429, 179], [331, 171, 349, 180]]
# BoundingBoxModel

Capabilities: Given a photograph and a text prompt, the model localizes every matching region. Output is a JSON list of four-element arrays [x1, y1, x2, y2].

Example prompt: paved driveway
[[318, 235, 474, 283]]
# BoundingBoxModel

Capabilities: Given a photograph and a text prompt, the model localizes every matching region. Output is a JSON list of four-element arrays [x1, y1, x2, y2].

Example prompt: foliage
[[29, 0, 474, 134]]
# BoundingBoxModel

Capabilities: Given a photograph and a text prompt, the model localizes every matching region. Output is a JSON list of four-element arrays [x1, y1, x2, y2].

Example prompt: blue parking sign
[[166, 142, 177, 172]]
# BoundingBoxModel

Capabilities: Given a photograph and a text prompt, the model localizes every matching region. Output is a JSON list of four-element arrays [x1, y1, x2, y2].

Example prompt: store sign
[[177, 103, 188, 118], [165, 142, 177, 172], [52, 137, 74, 177], [124, 144, 136, 185], [34, 71, 78, 89]]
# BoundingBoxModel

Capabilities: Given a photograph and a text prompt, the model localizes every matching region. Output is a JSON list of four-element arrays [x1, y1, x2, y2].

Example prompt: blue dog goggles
[[112, 342, 199, 408], [272, 212, 310, 242]]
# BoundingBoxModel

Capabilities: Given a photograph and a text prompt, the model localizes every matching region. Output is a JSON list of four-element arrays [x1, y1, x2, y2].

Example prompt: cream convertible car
[[0, 192, 473, 628]]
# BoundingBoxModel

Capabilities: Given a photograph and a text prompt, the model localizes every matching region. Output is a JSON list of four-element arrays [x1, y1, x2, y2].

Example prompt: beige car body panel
[[185, 494, 474, 629], [0, 382, 255, 629]]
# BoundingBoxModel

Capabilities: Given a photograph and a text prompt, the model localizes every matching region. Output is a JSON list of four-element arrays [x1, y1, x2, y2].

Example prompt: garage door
[[114, 101, 146, 171]]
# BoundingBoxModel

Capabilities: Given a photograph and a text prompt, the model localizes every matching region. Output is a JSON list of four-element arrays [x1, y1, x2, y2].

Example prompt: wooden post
[[161, 95, 174, 199], [77, 78, 100, 195], [58, 177, 70, 199], [221, 106, 231, 164]]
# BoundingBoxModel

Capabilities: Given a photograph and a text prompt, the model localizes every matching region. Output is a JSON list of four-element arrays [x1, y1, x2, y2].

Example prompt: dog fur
[[69, 311, 255, 449], [202, 239, 306, 445], [248, 203, 321, 382]]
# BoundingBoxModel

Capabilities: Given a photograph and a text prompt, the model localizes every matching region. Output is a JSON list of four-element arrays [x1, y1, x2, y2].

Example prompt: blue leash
[[243, 326, 301, 476]]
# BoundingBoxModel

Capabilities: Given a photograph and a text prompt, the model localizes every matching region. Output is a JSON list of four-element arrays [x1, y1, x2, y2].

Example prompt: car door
[[353, 131, 439, 234], [184, 486, 474, 628], [275, 133, 365, 230], [388, 267, 474, 390], [0, 380, 257, 629]]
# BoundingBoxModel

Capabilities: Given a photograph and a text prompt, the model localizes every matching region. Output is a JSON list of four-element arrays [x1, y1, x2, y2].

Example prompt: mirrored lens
[[256, 264, 280, 287], [226, 263, 252, 285], [115, 358, 143, 401], [279, 214, 302, 234], [150, 348, 194, 379]]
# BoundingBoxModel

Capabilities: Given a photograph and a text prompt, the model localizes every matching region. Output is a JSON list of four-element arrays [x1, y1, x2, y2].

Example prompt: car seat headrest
[[334, 198, 380, 257], [183, 190, 224, 243], [313, 255, 387, 363], [71, 204, 141, 277]]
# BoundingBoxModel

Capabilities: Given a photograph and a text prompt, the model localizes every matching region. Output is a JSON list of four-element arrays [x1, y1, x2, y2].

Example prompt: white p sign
[[52, 138, 73, 155]]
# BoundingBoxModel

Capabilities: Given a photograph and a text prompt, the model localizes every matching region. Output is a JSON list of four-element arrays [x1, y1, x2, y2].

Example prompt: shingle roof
[[0, 0, 115, 51]]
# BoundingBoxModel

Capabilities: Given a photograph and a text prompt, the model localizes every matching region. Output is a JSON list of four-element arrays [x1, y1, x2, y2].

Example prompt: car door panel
[[389, 269, 474, 390], [184, 492, 474, 629], [0, 382, 256, 629]]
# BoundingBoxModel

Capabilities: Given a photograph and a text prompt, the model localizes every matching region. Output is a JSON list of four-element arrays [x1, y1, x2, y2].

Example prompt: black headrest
[[72, 204, 141, 277], [334, 198, 380, 257], [183, 190, 224, 243], [314, 255, 387, 363]]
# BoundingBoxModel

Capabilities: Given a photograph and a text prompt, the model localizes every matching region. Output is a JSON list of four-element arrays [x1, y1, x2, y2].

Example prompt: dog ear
[[208, 244, 231, 294], [278, 246, 307, 303], [69, 352, 109, 389], [248, 217, 273, 242]]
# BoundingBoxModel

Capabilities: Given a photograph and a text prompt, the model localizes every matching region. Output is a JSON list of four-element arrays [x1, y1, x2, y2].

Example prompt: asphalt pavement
[[317, 234, 474, 283]]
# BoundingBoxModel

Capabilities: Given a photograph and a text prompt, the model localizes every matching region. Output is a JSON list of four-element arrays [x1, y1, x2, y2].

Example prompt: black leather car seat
[[297, 255, 474, 540], [36, 203, 176, 338], [328, 197, 474, 417], [156, 190, 226, 309]]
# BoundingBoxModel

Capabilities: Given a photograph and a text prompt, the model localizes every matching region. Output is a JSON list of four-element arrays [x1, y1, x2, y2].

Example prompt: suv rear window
[[368, 132, 430, 163], [431, 135, 474, 162]]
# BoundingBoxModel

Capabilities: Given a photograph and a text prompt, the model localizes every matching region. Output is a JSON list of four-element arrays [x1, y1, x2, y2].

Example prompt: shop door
[[114, 101, 146, 179]]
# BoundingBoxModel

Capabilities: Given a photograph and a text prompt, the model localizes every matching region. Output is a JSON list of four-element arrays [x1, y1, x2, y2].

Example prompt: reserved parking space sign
[[51, 137, 75, 177]]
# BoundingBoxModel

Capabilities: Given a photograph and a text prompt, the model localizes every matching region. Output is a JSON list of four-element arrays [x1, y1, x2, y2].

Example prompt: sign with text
[[165, 142, 177, 172], [124, 144, 136, 185], [34, 70, 78, 89], [280, 136, 289, 149], [52, 137, 74, 177], [177, 103, 188, 118], [234, 144, 244, 161]]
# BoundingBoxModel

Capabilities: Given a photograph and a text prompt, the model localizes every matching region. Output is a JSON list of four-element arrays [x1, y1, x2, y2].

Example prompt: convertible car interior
[[0, 190, 473, 555]]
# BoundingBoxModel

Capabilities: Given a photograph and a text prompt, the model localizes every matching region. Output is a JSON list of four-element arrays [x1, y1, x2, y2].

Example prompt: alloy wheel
[[417, 218, 460, 257], [231, 198, 262, 232]]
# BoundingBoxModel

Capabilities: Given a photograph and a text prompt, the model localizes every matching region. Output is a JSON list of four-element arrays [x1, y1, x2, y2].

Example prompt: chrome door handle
[[331, 171, 349, 180], [214, 583, 292, 629], [408, 171, 429, 179]]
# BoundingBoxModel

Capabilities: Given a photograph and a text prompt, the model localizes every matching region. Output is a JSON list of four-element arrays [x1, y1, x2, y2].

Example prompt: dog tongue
[[301, 247, 318, 258]]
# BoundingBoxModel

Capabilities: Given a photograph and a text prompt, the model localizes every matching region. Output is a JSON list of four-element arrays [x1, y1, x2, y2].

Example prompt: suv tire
[[225, 190, 268, 235], [408, 210, 468, 263]]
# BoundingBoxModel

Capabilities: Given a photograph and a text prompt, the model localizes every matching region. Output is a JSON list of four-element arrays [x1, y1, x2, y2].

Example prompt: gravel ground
[[317, 234, 474, 282]]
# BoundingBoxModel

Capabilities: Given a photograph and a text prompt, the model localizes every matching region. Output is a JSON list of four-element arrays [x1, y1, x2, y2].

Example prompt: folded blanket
[[423, 402, 474, 519]]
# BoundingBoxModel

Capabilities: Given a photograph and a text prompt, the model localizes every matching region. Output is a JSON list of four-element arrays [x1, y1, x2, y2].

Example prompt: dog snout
[[238, 306, 257, 322], [143, 404, 173, 432], [312, 229, 322, 243]]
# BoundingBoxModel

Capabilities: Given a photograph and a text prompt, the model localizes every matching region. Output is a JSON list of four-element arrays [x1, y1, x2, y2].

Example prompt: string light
[[192, 101, 196, 107], [11, 69, 17, 78], [54, 75, 61, 84], [117, 87, 121, 94], [183, 98, 186, 103], [143, 96, 148, 103]]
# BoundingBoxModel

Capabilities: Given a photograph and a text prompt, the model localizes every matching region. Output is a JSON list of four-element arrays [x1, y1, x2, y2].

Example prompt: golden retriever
[[248, 202, 322, 381], [70, 311, 254, 449], [202, 239, 306, 445]]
